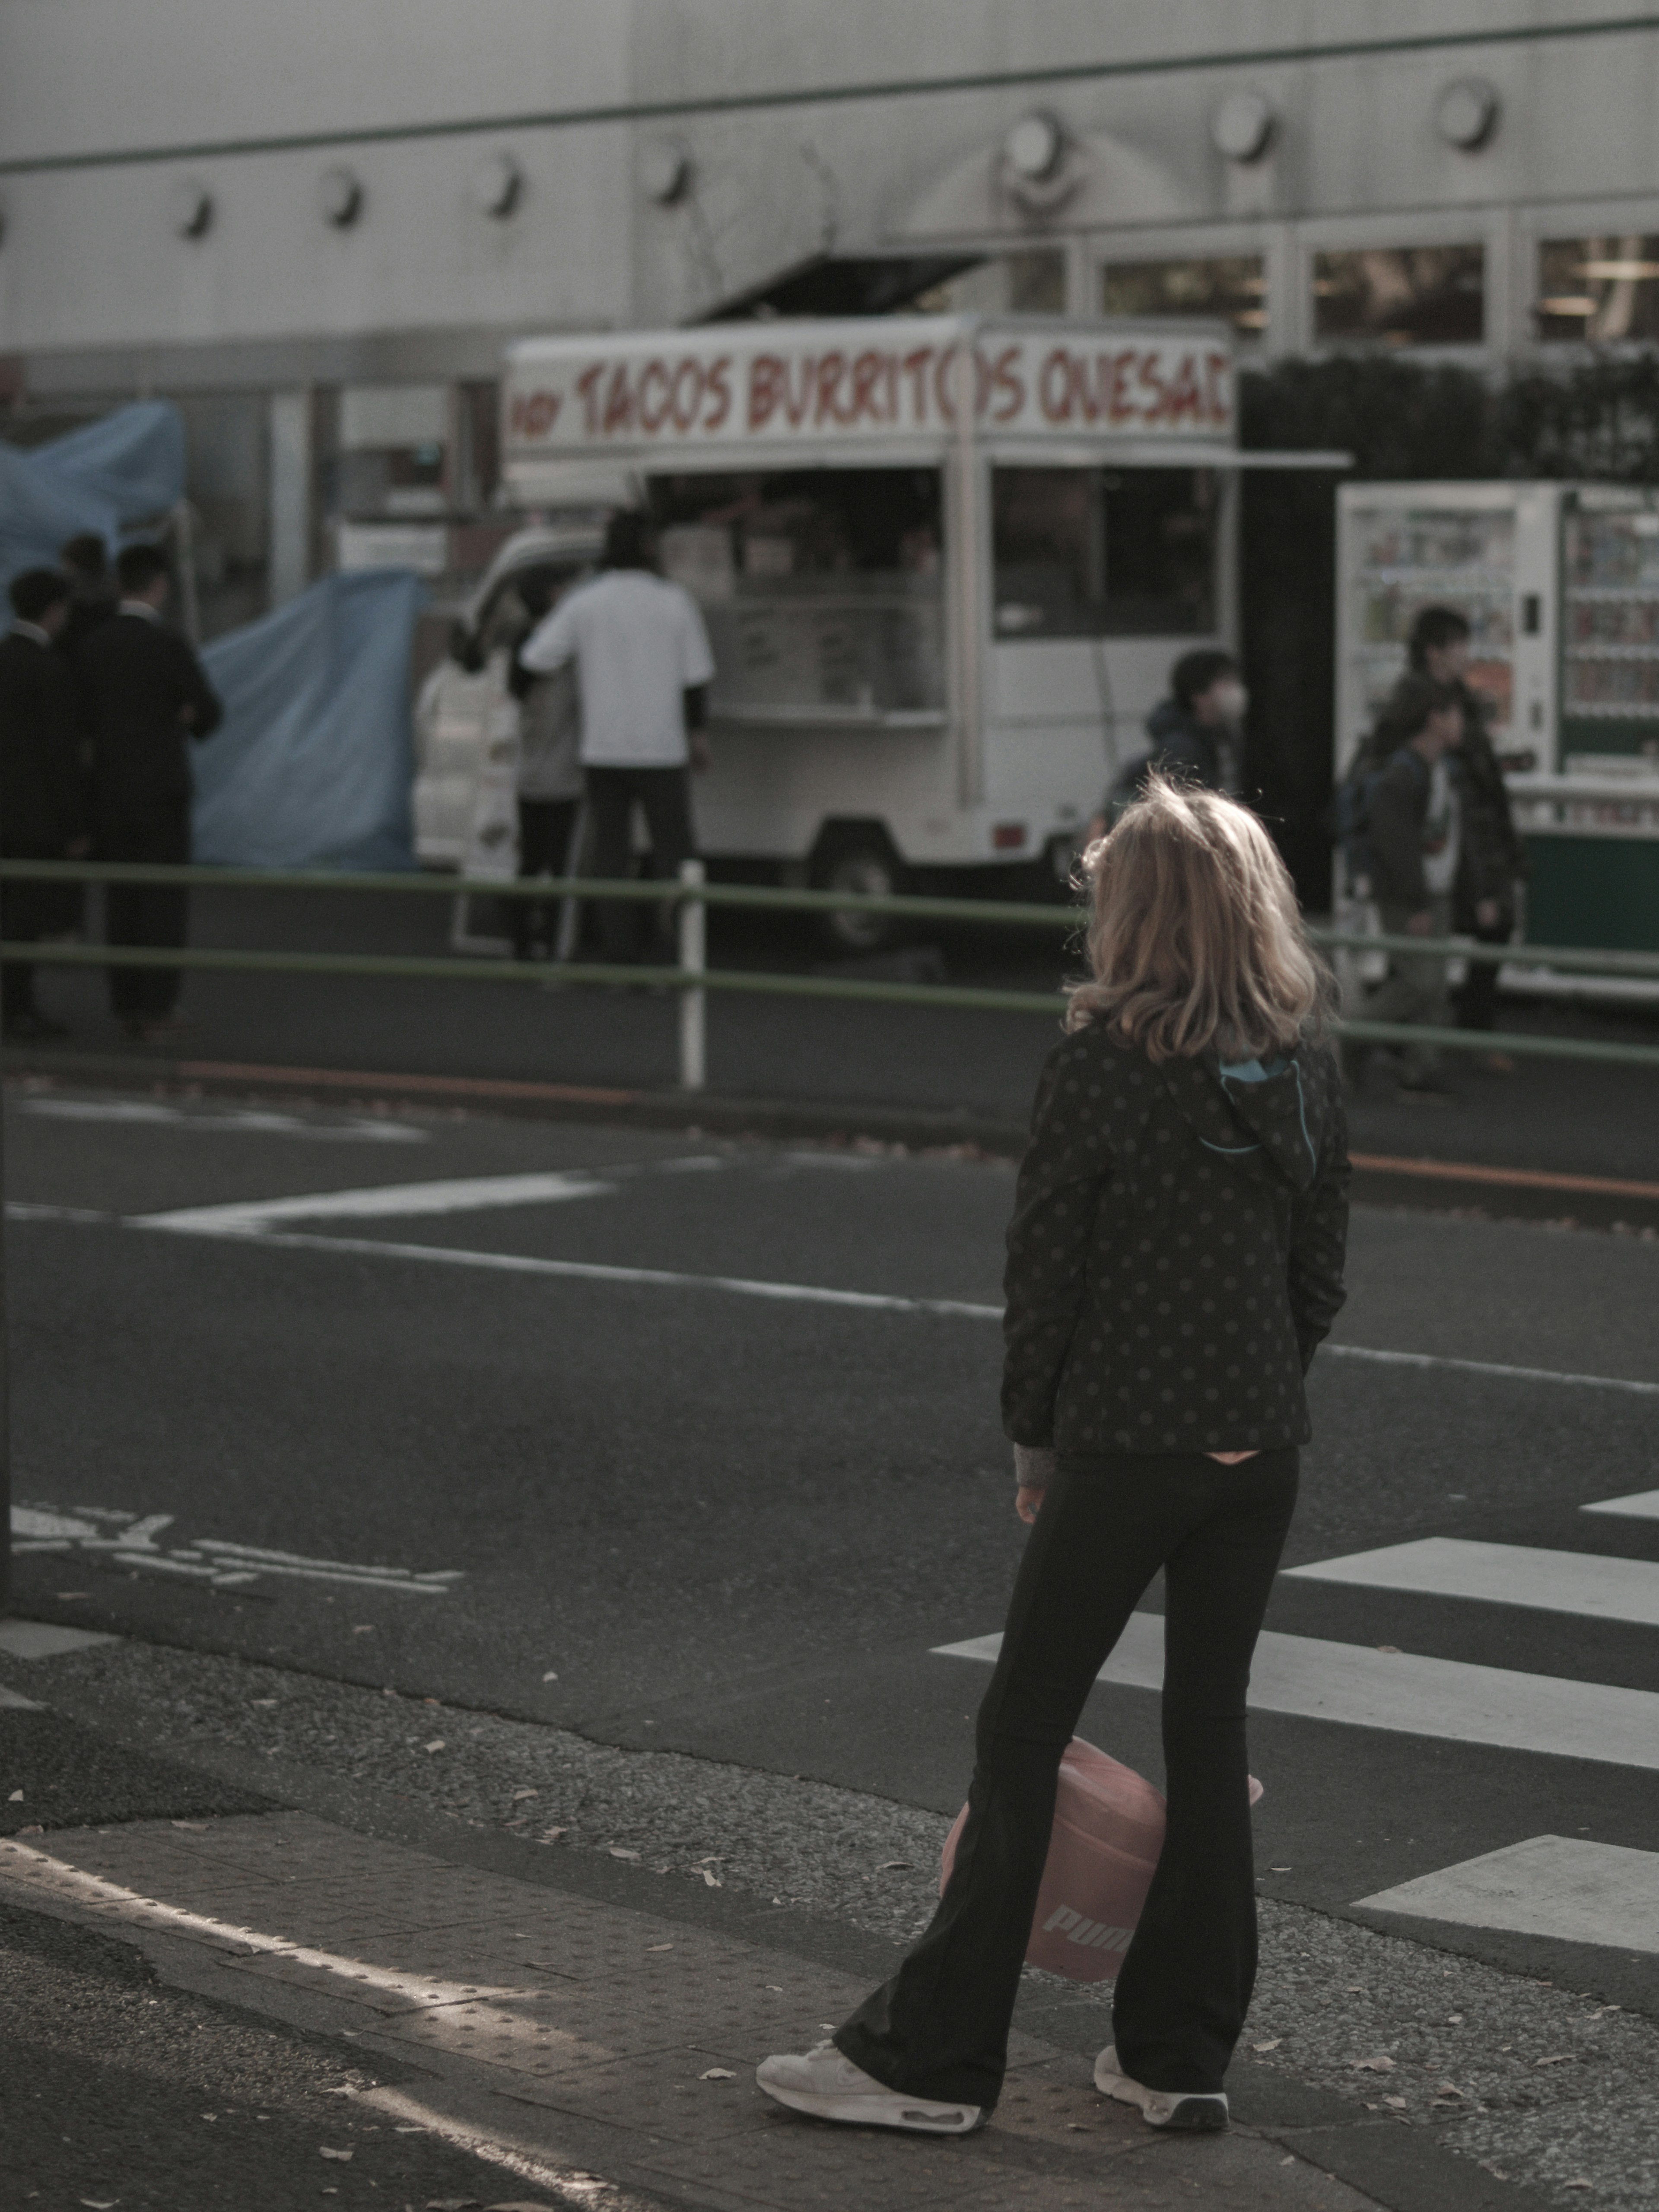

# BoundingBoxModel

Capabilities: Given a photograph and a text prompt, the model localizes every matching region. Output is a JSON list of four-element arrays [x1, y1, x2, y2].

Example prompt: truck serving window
[[992, 467, 1217, 639], [646, 469, 944, 718]]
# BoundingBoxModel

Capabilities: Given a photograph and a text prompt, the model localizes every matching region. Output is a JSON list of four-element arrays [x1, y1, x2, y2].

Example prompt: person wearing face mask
[[1088, 650, 1248, 839]]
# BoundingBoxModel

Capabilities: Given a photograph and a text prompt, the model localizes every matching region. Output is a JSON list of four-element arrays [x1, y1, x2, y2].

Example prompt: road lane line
[[933, 1614, 1659, 1770], [1583, 1488, 1659, 1521], [226, 1229, 1007, 1319], [1355, 1836, 1659, 1954], [1284, 1538, 1659, 1628], [15, 1201, 1659, 1399], [1321, 1343, 1659, 1398], [17, 1098, 427, 1142], [134, 1170, 618, 1233]]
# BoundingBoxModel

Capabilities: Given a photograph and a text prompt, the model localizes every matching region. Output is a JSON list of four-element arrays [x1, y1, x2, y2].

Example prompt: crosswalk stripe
[[1283, 1537, 1659, 1629], [1355, 1836, 1659, 1955], [932, 1612, 1659, 1770], [135, 1171, 617, 1233], [1582, 1488, 1659, 1522]]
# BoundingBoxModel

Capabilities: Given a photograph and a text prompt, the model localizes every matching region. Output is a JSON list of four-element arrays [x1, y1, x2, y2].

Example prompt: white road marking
[[1355, 1836, 1659, 1955], [1322, 1342, 1659, 1399], [1583, 1487, 1659, 1521], [1284, 1538, 1659, 1629], [136, 1170, 617, 1235], [0, 1685, 43, 1710], [934, 1614, 1659, 1771], [9, 1502, 461, 1600], [18, 1098, 427, 1143], [0, 1621, 118, 1660], [14, 1198, 1659, 1401], [221, 1228, 1005, 1319]]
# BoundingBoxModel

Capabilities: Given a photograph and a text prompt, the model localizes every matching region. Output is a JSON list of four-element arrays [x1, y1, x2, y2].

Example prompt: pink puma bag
[[938, 1737, 1262, 1983]]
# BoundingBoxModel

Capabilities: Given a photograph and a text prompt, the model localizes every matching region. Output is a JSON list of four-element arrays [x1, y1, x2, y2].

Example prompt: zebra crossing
[[934, 1483, 1659, 1960]]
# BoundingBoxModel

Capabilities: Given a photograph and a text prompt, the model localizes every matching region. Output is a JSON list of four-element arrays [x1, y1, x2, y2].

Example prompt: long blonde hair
[[1065, 775, 1334, 1060]]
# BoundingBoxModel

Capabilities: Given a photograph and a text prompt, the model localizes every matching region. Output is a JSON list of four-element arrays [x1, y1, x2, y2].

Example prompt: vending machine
[[1336, 482, 1659, 976]]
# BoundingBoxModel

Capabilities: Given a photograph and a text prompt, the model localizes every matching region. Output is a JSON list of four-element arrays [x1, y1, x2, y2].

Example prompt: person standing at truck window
[[76, 541, 222, 1039], [518, 511, 714, 965], [506, 567, 585, 960], [1360, 674, 1465, 1099], [1388, 605, 1527, 1070]]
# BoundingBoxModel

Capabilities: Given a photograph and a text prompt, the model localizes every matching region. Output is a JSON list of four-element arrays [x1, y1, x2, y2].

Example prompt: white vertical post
[[678, 858, 706, 1092]]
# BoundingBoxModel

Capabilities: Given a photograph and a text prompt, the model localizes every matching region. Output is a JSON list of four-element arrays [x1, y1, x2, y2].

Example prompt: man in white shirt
[[518, 512, 715, 963]]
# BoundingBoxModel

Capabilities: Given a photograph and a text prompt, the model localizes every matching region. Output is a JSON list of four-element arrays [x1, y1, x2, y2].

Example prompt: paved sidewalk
[[0, 1809, 1384, 2212]]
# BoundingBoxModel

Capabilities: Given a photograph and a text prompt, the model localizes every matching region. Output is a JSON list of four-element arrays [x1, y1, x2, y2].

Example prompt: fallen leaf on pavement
[[251, 1697, 277, 1707], [701, 1869, 722, 1887], [78, 2200, 119, 2209], [511, 1788, 537, 1800], [1536, 2054, 1573, 2066], [424, 1739, 446, 1753], [876, 1860, 911, 1870], [541, 1670, 558, 1682], [1252, 2038, 1282, 2052], [1382, 2096, 1408, 2110], [319, 2147, 354, 2161], [1563, 2183, 1592, 2192], [699, 2068, 737, 2081], [537, 1827, 566, 1843], [646, 1943, 673, 1952], [1351, 2055, 1396, 2072], [609, 1847, 641, 1862], [6, 1789, 20, 1802]]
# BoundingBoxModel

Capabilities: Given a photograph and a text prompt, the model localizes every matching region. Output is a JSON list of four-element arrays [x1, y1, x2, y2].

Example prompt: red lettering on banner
[[1164, 352, 1203, 424], [509, 389, 561, 441], [901, 349, 934, 423], [1107, 352, 1136, 424], [575, 364, 604, 435], [817, 351, 851, 426], [748, 355, 783, 432], [1039, 348, 1073, 423], [850, 350, 887, 425], [704, 356, 733, 430], [1205, 350, 1231, 426], [1137, 352, 1168, 421], [669, 359, 705, 432], [782, 356, 815, 428], [602, 364, 635, 433], [988, 344, 1024, 423], [638, 359, 672, 433]]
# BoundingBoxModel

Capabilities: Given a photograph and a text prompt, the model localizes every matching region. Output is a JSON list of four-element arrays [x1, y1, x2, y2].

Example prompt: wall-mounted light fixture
[[1436, 78, 1500, 152], [319, 165, 364, 229], [168, 177, 214, 240], [1003, 110, 1067, 186], [470, 152, 522, 219], [1210, 89, 1276, 164], [641, 142, 691, 206]]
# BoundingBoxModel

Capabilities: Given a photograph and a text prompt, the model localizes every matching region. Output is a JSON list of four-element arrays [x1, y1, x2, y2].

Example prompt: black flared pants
[[835, 1447, 1298, 2112]]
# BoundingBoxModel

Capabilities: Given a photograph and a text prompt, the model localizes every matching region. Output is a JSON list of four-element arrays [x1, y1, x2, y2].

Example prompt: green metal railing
[[3, 857, 1658, 1080]]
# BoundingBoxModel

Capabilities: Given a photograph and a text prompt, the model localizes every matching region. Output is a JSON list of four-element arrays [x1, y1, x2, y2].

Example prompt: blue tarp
[[0, 400, 186, 590], [194, 569, 424, 872]]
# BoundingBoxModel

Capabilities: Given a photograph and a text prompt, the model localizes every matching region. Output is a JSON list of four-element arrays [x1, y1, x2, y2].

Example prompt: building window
[[1101, 256, 1267, 336], [1537, 235, 1659, 342], [991, 467, 1217, 639], [337, 385, 450, 518], [913, 251, 1067, 316], [1312, 245, 1485, 345]]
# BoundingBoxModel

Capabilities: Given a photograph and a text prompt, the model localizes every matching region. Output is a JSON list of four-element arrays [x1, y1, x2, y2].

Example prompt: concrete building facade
[[6, 2, 1659, 630]]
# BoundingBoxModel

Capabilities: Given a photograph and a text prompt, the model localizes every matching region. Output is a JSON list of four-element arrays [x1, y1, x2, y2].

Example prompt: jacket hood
[[1156, 1047, 1325, 1194]]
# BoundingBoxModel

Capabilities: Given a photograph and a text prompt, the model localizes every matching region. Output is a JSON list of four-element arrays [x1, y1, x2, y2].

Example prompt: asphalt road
[[6, 1086, 1659, 2020]]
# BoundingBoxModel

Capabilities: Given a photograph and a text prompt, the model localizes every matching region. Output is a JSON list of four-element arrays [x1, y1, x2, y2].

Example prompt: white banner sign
[[506, 324, 1233, 462]]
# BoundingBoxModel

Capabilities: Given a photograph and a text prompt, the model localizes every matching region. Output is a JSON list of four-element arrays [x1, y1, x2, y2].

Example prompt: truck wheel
[[811, 834, 903, 955]]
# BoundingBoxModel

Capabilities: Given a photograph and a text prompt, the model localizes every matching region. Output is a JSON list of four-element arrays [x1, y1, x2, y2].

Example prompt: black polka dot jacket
[[1002, 1023, 1351, 1457]]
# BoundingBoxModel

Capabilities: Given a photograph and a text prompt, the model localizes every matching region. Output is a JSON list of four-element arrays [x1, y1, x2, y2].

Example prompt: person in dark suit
[[0, 568, 89, 1039], [76, 541, 222, 1037], [58, 532, 119, 659]]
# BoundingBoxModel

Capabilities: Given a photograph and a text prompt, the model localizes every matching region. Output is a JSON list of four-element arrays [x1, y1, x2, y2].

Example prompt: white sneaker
[[1094, 2044, 1228, 2131], [756, 2040, 984, 2133]]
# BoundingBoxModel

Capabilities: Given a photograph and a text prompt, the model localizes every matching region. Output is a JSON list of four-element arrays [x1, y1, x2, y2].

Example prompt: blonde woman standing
[[760, 778, 1351, 2139]]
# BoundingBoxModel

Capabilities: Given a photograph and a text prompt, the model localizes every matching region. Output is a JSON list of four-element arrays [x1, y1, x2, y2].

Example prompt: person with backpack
[[1355, 674, 1465, 1098], [1393, 606, 1526, 1068], [757, 776, 1349, 2140]]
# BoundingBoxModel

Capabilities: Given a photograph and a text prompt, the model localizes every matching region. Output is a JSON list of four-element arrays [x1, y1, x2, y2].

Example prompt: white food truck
[[486, 313, 1291, 925]]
